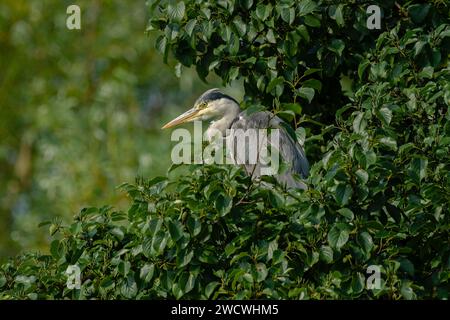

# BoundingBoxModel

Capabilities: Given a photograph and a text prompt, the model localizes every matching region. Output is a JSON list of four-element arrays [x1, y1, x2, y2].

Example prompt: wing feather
[[228, 111, 309, 189]]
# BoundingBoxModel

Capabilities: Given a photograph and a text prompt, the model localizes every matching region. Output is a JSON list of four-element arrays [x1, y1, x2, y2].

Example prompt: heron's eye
[[198, 102, 208, 110]]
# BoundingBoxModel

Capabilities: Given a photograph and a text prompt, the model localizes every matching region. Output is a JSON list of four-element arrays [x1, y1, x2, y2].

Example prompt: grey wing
[[229, 111, 309, 189]]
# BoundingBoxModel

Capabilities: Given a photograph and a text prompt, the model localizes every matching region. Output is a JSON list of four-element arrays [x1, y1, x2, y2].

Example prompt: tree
[[1, 0, 449, 299]]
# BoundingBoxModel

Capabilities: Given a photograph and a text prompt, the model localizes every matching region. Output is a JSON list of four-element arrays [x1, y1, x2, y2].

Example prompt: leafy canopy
[[1, 0, 449, 300]]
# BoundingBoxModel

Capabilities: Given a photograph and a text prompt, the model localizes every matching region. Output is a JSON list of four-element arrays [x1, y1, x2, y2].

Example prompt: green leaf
[[156, 35, 168, 58], [301, 79, 322, 92], [147, 217, 163, 235], [379, 137, 397, 150], [0, 273, 6, 288], [257, 75, 266, 91], [240, 0, 253, 10], [281, 7, 295, 25], [209, 60, 220, 71], [334, 5, 344, 27], [167, 2, 185, 22], [335, 184, 352, 206], [337, 208, 354, 220], [419, 66, 434, 79], [140, 264, 155, 283], [297, 87, 315, 103], [255, 263, 268, 282], [267, 56, 277, 69], [414, 41, 426, 57], [370, 62, 388, 79], [431, 50, 441, 67], [376, 107, 392, 126], [277, 110, 296, 122], [120, 275, 138, 299], [384, 203, 401, 224], [305, 251, 319, 268], [38, 221, 51, 228], [256, 4, 271, 20], [199, 249, 218, 264], [304, 15, 320, 28], [408, 4, 430, 24], [438, 27, 450, 38], [152, 230, 168, 256], [186, 216, 201, 236], [229, 33, 240, 55], [118, 260, 131, 276], [408, 157, 428, 183], [303, 68, 321, 77], [353, 112, 366, 133], [266, 77, 284, 93], [267, 189, 284, 208], [358, 232, 373, 254], [319, 246, 334, 263], [297, 25, 310, 42], [232, 17, 247, 37], [177, 250, 194, 267], [205, 281, 220, 298], [242, 273, 254, 284], [185, 20, 197, 37], [243, 57, 256, 65], [266, 29, 276, 43], [245, 104, 266, 116], [328, 39, 345, 56], [282, 103, 302, 115], [400, 281, 415, 300], [267, 239, 278, 261], [225, 243, 237, 257], [355, 169, 369, 185], [221, 25, 232, 42], [172, 283, 183, 299], [167, 219, 183, 242], [400, 259, 415, 276], [298, 0, 317, 16], [215, 194, 232, 216], [228, 66, 239, 81], [99, 277, 114, 291], [110, 227, 124, 241], [351, 272, 365, 294], [295, 127, 306, 145], [328, 224, 350, 250], [182, 272, 196, 294], [358, 60, 370, 79], [50, 240, 64, 259], [201, 7, 211, 19]]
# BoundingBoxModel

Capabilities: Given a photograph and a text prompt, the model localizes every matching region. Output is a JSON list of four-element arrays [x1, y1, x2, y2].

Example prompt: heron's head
[[162, 88, 240, 129]]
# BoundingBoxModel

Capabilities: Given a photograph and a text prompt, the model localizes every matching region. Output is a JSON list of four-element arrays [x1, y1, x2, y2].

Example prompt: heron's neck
[[206, 104, 240, 142]]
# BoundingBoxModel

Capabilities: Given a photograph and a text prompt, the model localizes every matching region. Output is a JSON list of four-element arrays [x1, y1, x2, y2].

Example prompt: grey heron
[[162, 88, 309, 189]]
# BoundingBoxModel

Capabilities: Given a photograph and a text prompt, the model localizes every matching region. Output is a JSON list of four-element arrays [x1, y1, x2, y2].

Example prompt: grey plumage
[[230, 111, 309, 189], [162, 88, 309, 189]]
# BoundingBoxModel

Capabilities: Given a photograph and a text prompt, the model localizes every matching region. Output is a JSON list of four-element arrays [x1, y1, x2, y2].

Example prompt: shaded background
[[0, 0, 241, 260]]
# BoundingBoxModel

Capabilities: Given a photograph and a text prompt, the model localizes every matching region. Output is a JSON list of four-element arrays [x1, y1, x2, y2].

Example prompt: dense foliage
[[1, 0, 449, 299]]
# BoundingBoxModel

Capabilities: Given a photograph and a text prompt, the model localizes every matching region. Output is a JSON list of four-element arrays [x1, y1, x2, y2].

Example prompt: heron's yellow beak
[[162, 107, 201, 129]]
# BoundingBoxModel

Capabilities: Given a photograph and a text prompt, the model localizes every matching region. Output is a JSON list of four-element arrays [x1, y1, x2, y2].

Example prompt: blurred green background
[[0, 0, 240, 260]]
